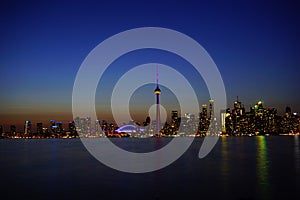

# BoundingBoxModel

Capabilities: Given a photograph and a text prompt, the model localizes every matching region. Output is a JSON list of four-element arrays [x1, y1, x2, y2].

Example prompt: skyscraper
[[24, 120, 32, 138], [171, 111, 178, 124], [234, 96, 244, 116], [220, 109, 227, 133], [0, 125, 3, 136], [10, 125, 16, 137], [154, 67, 161, 136], [56, 122, 63, 133], [68, 120, 77, 138], [199, 104, 208, 135], [209, 99, 214, 120], [37, 123, 43, 137], [285, 106, 292, 118], [50, 120, 56, 133]]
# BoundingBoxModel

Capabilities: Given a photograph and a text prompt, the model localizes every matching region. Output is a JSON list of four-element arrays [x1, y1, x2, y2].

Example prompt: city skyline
[[0, 97, 298, 134], [1, 1, 300, 129]]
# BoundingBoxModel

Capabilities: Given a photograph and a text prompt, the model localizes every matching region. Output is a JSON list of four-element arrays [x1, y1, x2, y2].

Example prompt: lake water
[[1, 136, 299, 200]]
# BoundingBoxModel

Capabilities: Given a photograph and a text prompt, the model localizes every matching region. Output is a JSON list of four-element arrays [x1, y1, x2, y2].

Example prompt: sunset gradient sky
[[1, 0, 299, 130]]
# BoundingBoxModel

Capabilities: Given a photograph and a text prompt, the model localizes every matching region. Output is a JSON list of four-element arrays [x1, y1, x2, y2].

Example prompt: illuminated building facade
[[209, 99, 214, 120], [24, 120, 32, 138], [198, 104, 209, 136]]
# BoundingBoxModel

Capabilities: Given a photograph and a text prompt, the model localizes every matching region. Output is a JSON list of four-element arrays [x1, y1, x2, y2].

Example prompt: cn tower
[[154, 67, 161, 136]]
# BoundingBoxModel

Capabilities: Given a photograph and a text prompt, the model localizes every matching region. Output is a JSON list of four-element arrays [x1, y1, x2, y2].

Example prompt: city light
[[1, 97, 299, 139]]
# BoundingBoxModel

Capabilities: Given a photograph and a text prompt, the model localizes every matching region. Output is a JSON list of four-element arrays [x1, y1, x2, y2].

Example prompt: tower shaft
[[156, 92, 161, 136]]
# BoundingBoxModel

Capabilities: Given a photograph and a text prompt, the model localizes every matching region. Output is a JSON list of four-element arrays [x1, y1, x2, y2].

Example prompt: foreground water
[[0, 136, 299, 200]]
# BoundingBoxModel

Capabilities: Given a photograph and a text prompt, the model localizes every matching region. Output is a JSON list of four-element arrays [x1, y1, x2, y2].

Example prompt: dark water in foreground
[[0, 136, 299, 200]]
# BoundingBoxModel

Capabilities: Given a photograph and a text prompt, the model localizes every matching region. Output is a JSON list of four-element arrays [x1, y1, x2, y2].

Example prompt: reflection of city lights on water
[[294, 136, 300, 172], [257, 136, 271, 199], [221, 137, 229, 181]]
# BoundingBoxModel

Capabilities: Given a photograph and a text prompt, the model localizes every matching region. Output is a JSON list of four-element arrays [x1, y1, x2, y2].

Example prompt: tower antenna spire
[[156, 65, 159, 86]]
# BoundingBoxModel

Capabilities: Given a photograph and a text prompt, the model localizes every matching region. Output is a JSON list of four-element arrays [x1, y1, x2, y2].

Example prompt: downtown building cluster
[[222, 98, 300, 136]]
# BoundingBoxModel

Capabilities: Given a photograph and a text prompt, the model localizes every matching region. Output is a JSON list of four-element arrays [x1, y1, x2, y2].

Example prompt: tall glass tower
[[154, 67, 161, 136]]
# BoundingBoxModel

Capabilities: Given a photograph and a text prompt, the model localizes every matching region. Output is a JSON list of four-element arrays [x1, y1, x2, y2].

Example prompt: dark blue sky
[[1, 0, 299, 128]]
